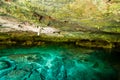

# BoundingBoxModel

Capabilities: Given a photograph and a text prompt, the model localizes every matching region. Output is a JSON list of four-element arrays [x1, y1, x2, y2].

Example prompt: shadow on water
[[0, 43, 119, 80]]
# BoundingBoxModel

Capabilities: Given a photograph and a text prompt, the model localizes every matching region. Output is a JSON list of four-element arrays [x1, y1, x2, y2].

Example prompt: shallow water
[[0, 43, 119, 80]]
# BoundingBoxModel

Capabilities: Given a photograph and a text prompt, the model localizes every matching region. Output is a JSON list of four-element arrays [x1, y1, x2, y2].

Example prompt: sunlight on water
[[0, 43, 118, 80]]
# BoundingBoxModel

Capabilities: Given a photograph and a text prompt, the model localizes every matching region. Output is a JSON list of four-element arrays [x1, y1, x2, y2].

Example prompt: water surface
[[0, 43, 119, 80]]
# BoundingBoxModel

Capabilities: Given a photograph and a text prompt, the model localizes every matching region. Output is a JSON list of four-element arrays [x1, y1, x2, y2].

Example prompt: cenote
[[0, 43, 119, 80]]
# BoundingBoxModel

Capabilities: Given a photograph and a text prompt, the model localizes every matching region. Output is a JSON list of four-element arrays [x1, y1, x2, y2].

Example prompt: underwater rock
[[0, 61, 8, 70], [0, 57, 16, 78], [0, 45, 118, 80]]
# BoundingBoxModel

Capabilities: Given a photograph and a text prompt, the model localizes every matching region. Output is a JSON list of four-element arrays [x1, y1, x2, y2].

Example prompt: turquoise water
[[0, 43, 119, 80]]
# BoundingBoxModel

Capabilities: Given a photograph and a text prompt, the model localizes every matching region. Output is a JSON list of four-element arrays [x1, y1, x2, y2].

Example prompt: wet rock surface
[[0, 44, 118, 80], [0, 15, 120, 48]]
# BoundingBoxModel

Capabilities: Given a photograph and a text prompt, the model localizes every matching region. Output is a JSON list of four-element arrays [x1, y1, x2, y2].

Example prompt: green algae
[[0, 30, 120, 48], [0, 0, 120, 48], [0, 0, 119, 31]]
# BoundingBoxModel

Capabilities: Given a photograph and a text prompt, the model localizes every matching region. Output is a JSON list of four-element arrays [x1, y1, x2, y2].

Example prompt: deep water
[[0, 43, 119, 80]]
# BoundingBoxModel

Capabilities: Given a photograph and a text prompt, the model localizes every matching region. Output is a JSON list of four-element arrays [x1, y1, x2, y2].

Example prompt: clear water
[[0, 43, 119, 80]]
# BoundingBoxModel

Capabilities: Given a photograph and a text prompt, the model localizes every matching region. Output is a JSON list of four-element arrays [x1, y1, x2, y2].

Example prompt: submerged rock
[[0, 48, 118, 80], [0, 57, 16, 78]]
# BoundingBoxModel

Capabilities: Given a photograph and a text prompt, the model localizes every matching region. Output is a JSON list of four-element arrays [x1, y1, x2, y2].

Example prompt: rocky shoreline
[[0, 31, 120, 49]]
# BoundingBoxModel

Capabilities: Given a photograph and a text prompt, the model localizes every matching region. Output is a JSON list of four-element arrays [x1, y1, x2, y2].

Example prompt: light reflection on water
[[0, 43, 119, 80]]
